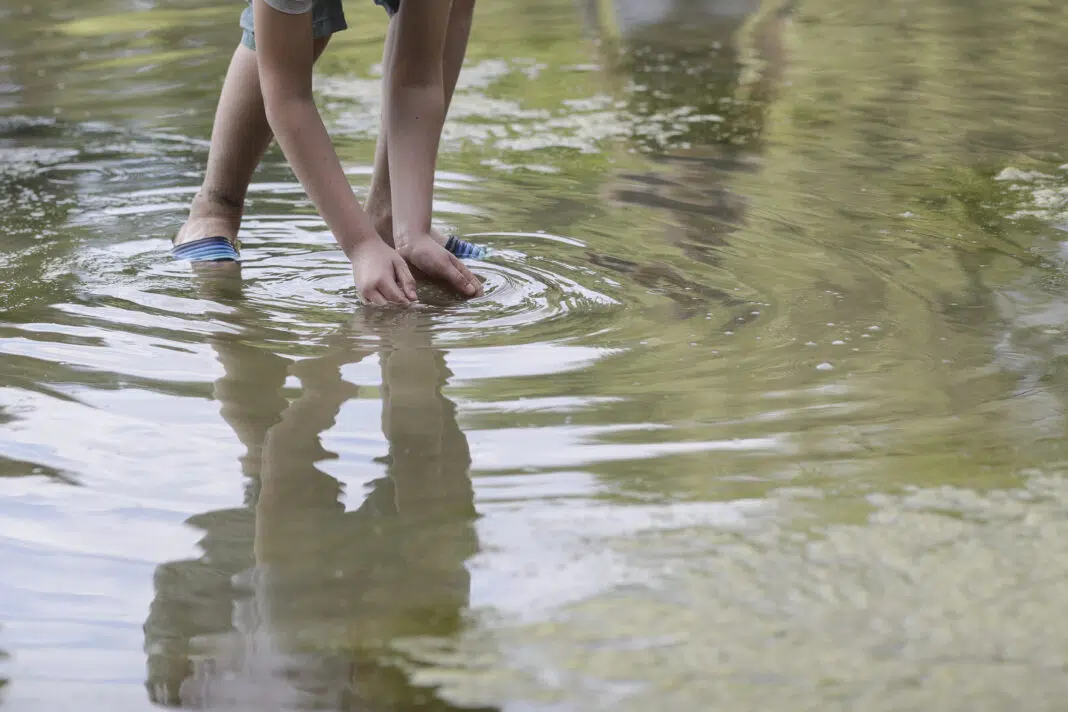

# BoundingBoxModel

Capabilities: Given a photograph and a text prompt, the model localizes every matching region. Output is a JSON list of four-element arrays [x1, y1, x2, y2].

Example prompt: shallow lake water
[[4, 0, 1068, 709]]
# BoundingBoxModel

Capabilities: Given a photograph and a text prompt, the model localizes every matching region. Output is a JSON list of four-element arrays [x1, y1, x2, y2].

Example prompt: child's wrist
[[392, 227, 431, 251], [339, 229, 385, 261]]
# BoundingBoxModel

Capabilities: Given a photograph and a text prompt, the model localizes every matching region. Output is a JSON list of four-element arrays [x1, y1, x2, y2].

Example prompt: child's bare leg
[[176, 37, 332, 247], [366, 0, 475, 246], [175, 45, 272, 247]]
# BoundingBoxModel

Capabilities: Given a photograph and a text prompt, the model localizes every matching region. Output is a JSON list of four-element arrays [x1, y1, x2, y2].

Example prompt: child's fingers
[[442, 254, 473, 295], [449, 254, 482, 297], [362, 288, 388, 307], [394, 258, 419, 302], [376, 277, 411, 306]]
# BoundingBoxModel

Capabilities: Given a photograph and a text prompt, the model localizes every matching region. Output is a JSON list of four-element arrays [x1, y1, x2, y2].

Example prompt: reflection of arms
[[254, 314, 475, 582], [252, 315, 478, 698], [380, 318, 474, 517], [254, 342, 371, 560]]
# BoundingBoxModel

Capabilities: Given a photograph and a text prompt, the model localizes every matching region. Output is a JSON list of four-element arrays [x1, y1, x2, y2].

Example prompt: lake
[[3, 0, 1068, 710]]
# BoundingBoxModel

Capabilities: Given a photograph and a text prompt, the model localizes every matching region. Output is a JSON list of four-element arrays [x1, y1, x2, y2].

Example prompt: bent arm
[[252, 0, 379, 259]]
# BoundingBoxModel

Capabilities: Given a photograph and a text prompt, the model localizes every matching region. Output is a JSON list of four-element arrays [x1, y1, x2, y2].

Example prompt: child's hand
[[397, 235, 483, 299], [350, 238, 419, 306]]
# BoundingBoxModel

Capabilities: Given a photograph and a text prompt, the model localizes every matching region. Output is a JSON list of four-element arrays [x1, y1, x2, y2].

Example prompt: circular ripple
[[426, 238, 624, 344], [77, 229, 627, 349]]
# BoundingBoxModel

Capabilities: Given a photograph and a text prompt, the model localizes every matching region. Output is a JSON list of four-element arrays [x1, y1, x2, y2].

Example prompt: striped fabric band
[[172, 236, 240, 262], [445, 235, 488, 260]]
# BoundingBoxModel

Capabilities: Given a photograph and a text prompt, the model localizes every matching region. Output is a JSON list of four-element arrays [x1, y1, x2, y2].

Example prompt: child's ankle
[[191, 188, 244, 221], [176, 190, 243, 245]]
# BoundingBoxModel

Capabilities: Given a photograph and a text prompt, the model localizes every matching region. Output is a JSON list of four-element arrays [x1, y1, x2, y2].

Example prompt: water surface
[[3, 0, 1068, 710]]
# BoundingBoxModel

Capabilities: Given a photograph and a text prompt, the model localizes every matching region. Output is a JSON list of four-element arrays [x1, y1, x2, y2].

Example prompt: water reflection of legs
[[144, 309, 486, 711]]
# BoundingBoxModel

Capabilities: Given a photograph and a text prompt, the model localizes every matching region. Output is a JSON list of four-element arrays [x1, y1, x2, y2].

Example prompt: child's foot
[[172, 194, 242, 264], [172, 235, 240, 262], [443, 233, 488, 260]]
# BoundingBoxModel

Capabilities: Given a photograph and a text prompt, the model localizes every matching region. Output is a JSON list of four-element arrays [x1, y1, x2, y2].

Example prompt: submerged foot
[[172, 197, 242, 264], [443, 233, 489, 260], [172, 236, 240, 262], [172, 221, 242, 287]]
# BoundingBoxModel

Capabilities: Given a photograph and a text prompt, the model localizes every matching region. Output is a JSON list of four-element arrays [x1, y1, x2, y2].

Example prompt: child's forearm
[[382, 1, 455, 249], [265, 95, 379, 258], [385, 82, 446, 247], [252, 0, 379, 260]]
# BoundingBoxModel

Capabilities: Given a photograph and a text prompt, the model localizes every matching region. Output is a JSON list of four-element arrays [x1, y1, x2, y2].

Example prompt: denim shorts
[[240, 0, 400, 49]]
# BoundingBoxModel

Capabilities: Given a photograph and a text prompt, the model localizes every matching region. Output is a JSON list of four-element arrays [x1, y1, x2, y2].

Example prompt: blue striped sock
[[172, 236, 240, 262], [445, 235, 488, 260]]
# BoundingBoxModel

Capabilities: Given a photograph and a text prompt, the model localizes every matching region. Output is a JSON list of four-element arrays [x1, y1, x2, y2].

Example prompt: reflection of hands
[[397, 233, 482, 299]]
